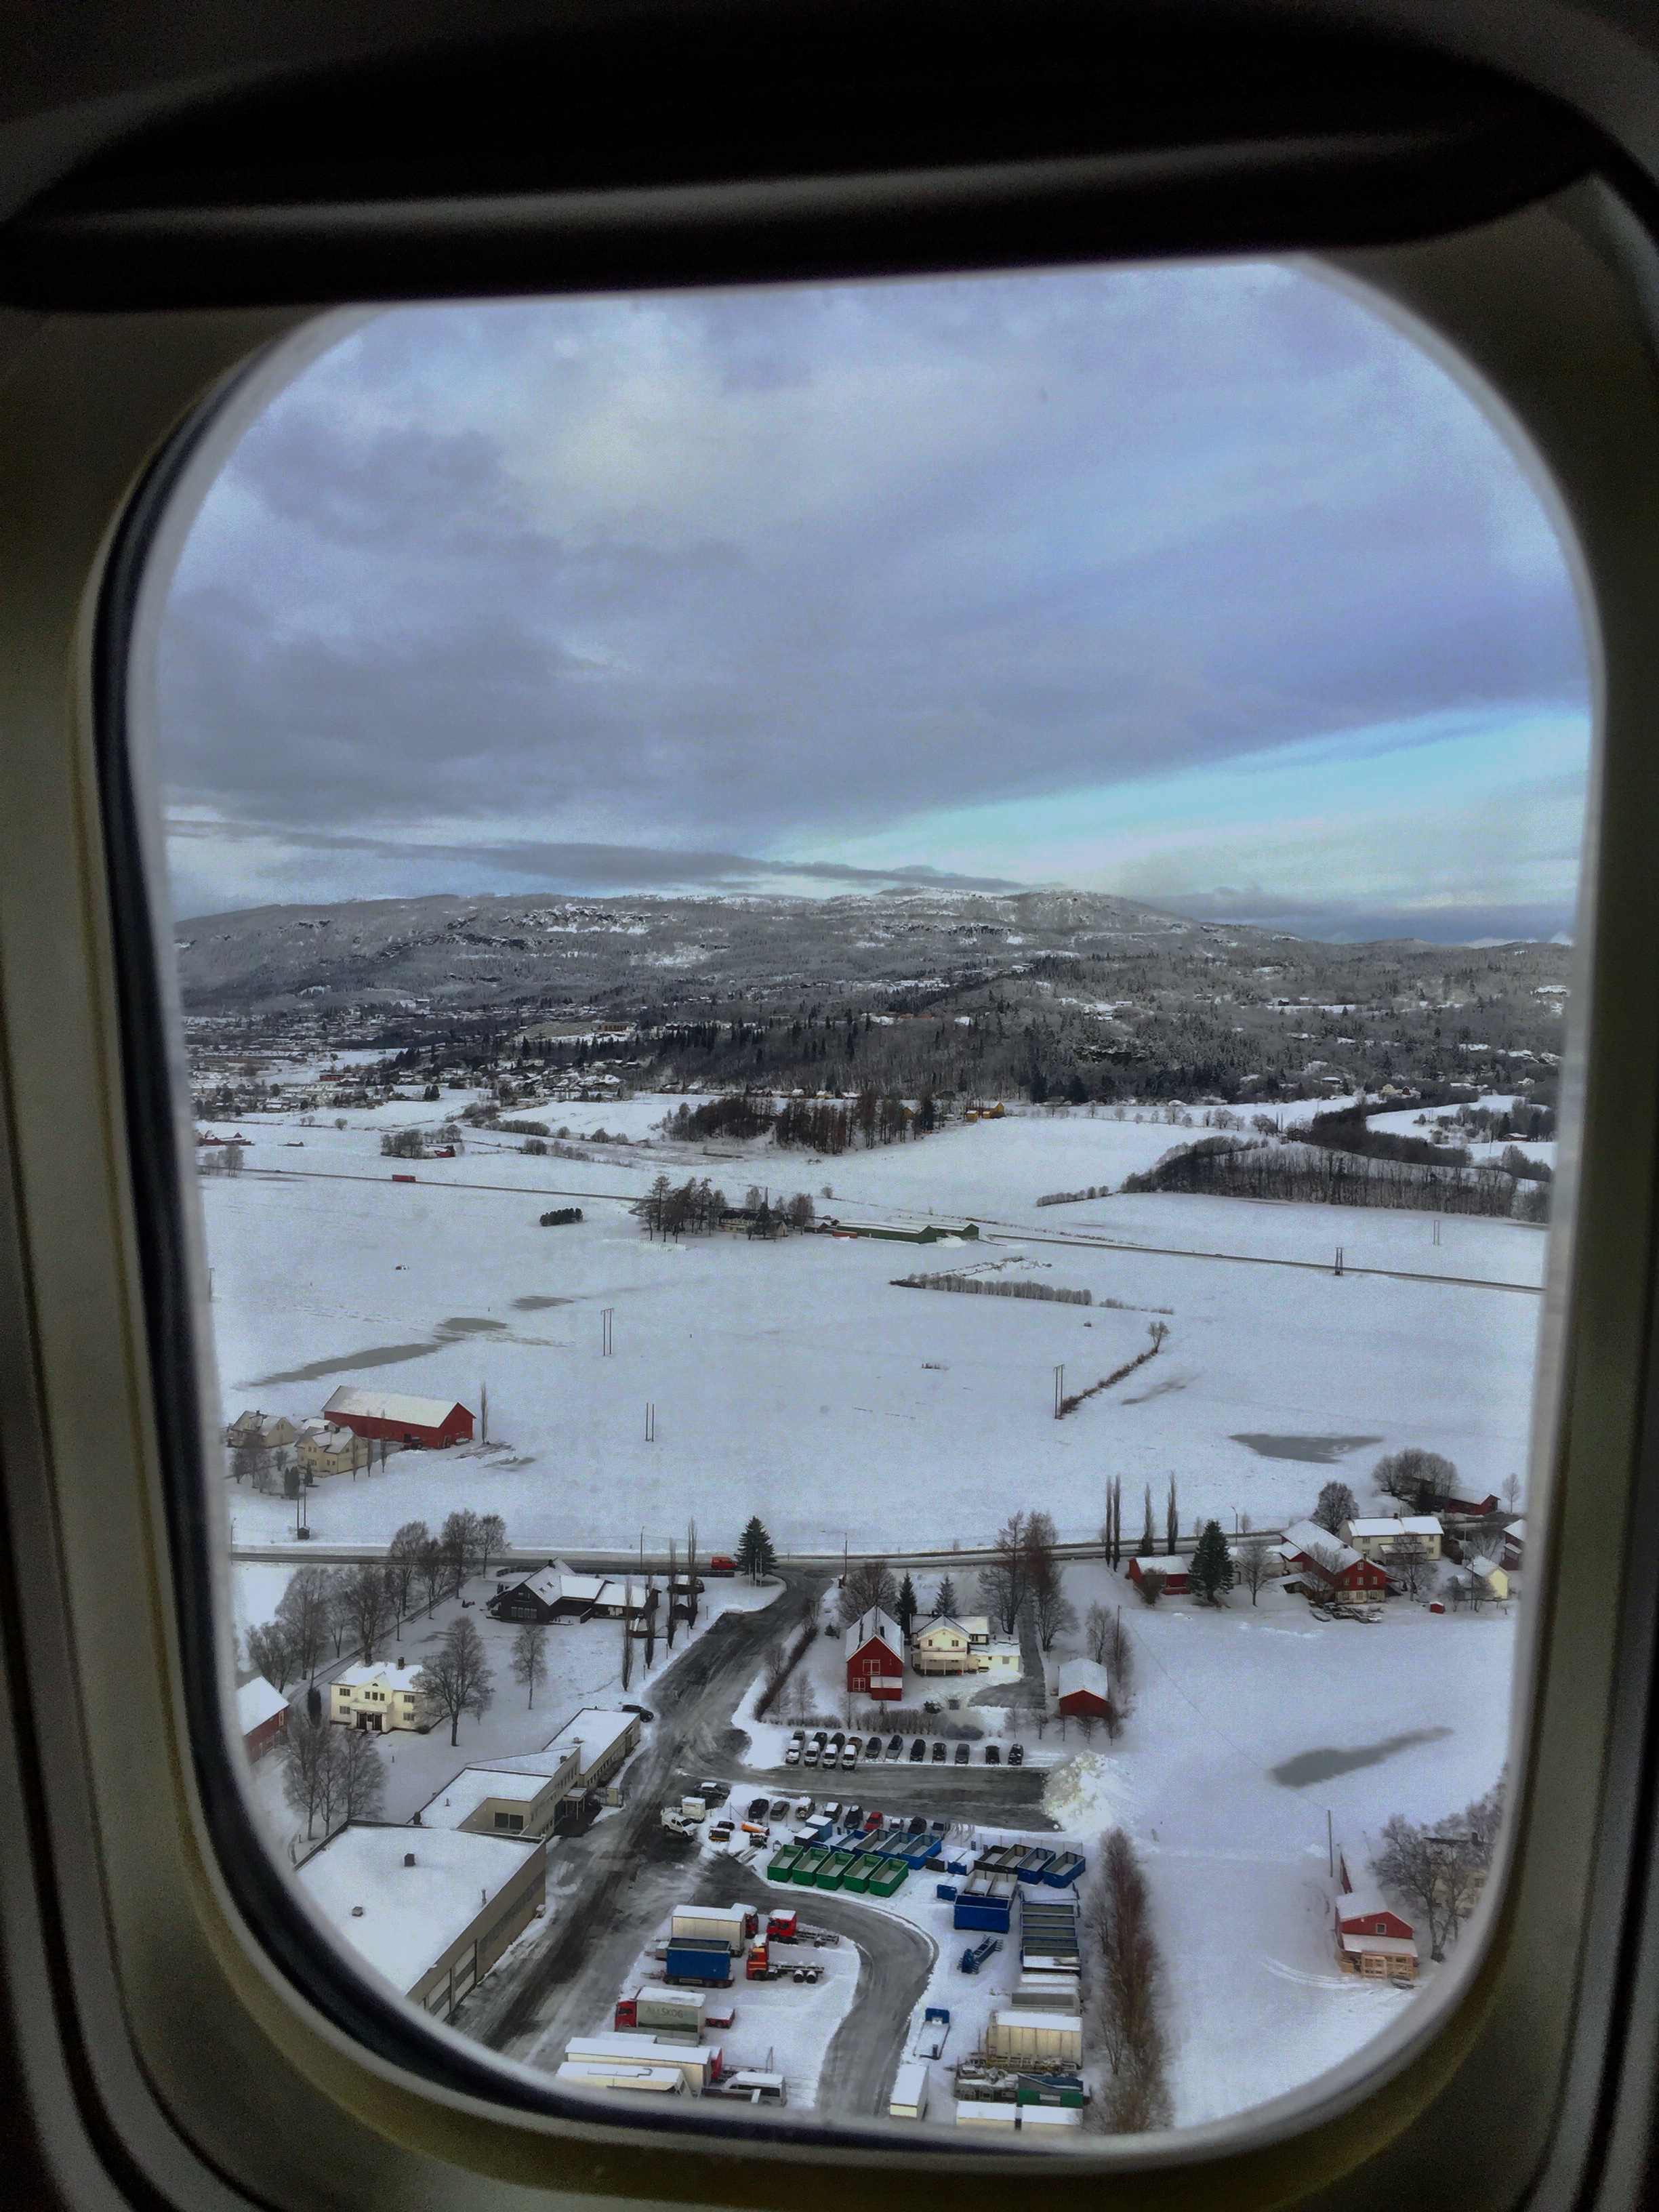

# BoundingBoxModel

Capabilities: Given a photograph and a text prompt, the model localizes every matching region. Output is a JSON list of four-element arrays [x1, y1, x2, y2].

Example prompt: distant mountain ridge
[[172, 888, 1206, 1015]]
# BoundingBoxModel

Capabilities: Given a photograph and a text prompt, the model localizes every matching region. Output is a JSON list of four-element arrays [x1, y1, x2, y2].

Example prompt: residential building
[[295, 1420, 369, 1477], [330, 1660, 432, 1734], [1454, 1554, 1511, 1603], [489, 1565, 655, 1626], [1055, 1658, 1113, 1721], [1280, 1521, 1393, 1606], [236, 1674, 289, 1761], [226, 1410, 297, 1450], [1502, 1518, 1525, 1572], [295, 1822, 546, 2020], [1340, 1515, 1444, 1562], [844, 1607, 905, 1700], [321, 1386, 473, 1449], [1126, 1556, 1190, 1597], [909, 1613, 1002, 1673]]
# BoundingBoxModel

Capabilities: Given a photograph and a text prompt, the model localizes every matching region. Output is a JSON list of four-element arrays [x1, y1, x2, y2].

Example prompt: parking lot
[[786, 1725, 1029, 1778]]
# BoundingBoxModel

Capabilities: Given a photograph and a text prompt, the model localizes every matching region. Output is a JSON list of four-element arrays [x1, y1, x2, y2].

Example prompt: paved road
[[461, 1569, 823, 2057]]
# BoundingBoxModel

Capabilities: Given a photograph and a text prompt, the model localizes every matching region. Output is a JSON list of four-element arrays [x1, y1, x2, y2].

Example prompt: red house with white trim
[[322, 1386, 474, 1449], [1056, 1657, 1114, 1721], [844, 1607, 905, 1700], [236, 1675, 290, 1761], [1281, 1520, 1391, 1606]]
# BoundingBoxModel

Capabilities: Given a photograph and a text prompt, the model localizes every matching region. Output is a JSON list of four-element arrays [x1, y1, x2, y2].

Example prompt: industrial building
[[295, 1823, 546, 2020]]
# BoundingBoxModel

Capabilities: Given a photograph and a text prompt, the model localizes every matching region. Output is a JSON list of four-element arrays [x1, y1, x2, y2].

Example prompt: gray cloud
[[156, 266, 1589, 929]]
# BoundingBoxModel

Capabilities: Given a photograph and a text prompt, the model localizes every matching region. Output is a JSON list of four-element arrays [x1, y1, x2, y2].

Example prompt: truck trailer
[[663, 1939, 734, 1988], [670, 1905, 755, 1954], [564, 2034, 722, 2089], [614, 1986, 706, 2034], [984, 2010, 1084, 2065]]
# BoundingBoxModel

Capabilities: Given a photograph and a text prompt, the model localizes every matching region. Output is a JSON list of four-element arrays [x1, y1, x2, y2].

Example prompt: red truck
[[709, 1555, 737, 1577], [766, 1910, 798, 1944]]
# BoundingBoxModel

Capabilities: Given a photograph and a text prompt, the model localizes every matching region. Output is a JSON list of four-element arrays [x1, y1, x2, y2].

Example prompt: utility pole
[[1327, 1808, 1334, 1879], [602, 1308, 613, 1355], [1053, 1365, 1065, 1419], [480, 1381, 489, 1446]]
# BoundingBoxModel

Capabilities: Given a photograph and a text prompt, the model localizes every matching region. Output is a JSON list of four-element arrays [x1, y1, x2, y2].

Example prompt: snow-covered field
[[203, 1100, 1549, 1557]]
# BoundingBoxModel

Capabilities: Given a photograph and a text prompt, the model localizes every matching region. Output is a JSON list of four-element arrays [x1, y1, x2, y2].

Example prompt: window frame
[[3, 121, 1659, 2212]]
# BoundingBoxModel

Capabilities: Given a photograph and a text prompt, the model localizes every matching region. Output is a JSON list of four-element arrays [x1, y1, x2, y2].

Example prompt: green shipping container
[[841, 1855, 874, 1893], [793, 1848, 829, 1885], [867, 1858, 907, 1898], [767, 1847, 801, 1883], [818, 1850, 856, 1890]]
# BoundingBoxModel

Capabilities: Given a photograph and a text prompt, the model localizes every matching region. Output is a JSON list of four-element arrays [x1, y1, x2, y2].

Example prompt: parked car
[[802, 1743, 821, 1767], [922, 1699, 943, 1715], [793, 1797, 814, 1820], [784, 1743, 800, 1765], [812, 1729, 827, 1745], [930, 1820, 948, 1837], [620, 1704, 655, 1721], [886, 1734, 903, 1755], [907, 1814, 926, 1833], [984, 1745, 1000, 1765], [840, 1743, 859, 1769], [865, 1736, 882, 1757], [1008, 1744, 1025, 1766], [864, 1808, 883, 1829], [748, 1798, 769, 1822], [931, 1740, 947, 1762], [954, 1743, 970, 1764], [909, 1738, 926, 1760], [790, 1728, 806, 1743], [841, 1804, 861, 1830], [830, 1731, 845, 1748]]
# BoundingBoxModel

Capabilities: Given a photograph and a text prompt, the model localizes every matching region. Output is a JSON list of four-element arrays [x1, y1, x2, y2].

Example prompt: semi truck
[[613, 1986, 705, 2034], [562, 2033, 723, 2089]]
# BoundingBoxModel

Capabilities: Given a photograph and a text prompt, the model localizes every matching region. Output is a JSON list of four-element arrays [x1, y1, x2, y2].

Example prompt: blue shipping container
[[663, 1940, 734, 1987]]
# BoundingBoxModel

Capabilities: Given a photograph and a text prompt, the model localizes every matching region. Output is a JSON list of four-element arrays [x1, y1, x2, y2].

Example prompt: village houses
[[844, 1606, 905, 1700], [330, 1660, 431, 1734], [909, 1613, 1021, 1677]]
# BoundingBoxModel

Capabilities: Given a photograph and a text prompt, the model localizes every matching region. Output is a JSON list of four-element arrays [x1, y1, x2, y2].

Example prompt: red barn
[[1334, 1887, 1418, 1978], [236, 1675, 289, 1761], [1126, 1556, 1189, 1597], [844, 1607, 904, 1700], [1056, 1658, 1113, 1721], [321, 1386, 474, 1449]]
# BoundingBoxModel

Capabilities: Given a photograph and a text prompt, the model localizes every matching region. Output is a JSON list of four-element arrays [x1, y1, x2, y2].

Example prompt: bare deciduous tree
[[338, 1727, 387, 1823], [416, 1616, 495, 1747], [1235, 1533, 1274, 1607], [510, 1622, 548, 1708], [839, 1557, 899, 1629], [245, 1620, 298, 1692]]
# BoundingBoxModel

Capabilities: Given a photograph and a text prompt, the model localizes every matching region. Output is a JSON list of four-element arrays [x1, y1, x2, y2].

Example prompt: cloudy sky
[[157, 260, 1591, 941]]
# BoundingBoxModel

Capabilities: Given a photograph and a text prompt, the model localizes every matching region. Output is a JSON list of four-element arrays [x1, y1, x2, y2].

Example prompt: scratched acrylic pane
[[152, 265, 1587, 2137]]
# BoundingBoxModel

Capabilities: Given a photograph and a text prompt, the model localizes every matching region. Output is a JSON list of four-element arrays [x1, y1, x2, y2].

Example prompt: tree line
[[245, 1510, 508, 1687], [663, 1088, 939, 1157], [630, 1176, 816, 1237], [1085, 1830, 1172, 2131], [893, 1270, 1092, 1305], [1124, 1134, 1544, 1218]]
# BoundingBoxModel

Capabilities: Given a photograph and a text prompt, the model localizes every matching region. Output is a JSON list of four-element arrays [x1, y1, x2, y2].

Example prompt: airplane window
[[146, 262, 1587, 2142]]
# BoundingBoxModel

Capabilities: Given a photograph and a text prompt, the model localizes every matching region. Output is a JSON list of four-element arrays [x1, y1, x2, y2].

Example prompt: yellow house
[[910, 1616, 1019, 1677], [227, 1410, 297, 1450], [297, 1420, 370, 1477], [330, 1661, 430, 1734]]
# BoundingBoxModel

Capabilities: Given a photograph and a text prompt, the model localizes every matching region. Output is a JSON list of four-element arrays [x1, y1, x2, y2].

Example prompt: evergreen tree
[[737, 1515, 777, 1582], [1165, 1475, 1179, 1555], [1189, 1520, 1235, 1605], [895, 1574, 919, 1639], [1140, 1485, 1155, 1558], [934, 1574, 959, 1618]]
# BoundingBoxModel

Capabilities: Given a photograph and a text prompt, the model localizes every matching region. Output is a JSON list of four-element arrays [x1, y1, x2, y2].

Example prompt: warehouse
[[321, 1385, 473, 1449], [295, 1823, 546, 2020]]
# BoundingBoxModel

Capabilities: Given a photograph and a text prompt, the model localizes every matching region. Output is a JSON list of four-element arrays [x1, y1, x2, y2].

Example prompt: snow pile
[[1042, 1751, 1128, 1832]]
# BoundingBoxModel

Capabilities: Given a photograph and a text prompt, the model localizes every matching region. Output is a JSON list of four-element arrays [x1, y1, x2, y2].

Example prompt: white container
[[556, 2062, 686, 2097], [1019, 2105, 1083, 2132], [955, 2099, 1018, 2131], [889, 2063, 929, 2120], [671, 1904, 750, 1954], [985, 2009, 1084, 2064], [565, 2034, 716, 2089]]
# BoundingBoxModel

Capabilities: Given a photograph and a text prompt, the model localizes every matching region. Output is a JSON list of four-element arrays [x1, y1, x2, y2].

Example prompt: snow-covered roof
[[1130, 1557, 1180, 1575], [1284, 1521, 1361, 1573], [913, 1616, 972, 1641], [333, 1660, 426, 1693], [416, 1766, 551, 1828], [1469, 1553, 1503, 1578], [1401, 1516, 1444, 1537], [305, 1423, 359, 1451], [295, 1824, 536, 1993], [1507, 1517, 1526, 1543], [1345, 1519, 1402, 1539], [991, 2009, 1084, 2032], [322, 1386, 467, 1426], [1336, 1886, 1405, 1927], [1057, 1658, 1111, 1702], [235, 1676, 288, 1734], [1346, 1515, 1443, 1540], [533, 1708, 638, 1783], [499, 1565, 563, 1605], [844, 1606, 902, 1657]]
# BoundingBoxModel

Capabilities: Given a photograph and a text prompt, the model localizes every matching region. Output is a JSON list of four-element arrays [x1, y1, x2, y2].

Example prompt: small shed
[[1126, 1556, 1189, 1597], [1055, 1657, 1113, 1721], [236, 1675, 290, 1761]]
